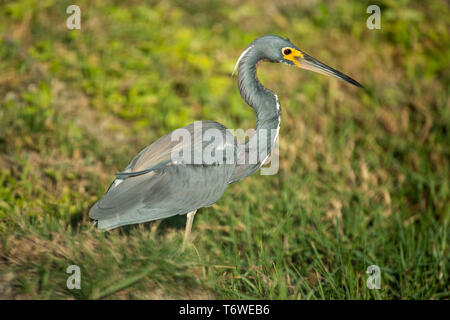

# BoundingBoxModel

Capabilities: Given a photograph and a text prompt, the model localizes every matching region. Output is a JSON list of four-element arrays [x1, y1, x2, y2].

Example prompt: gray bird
[[90, 35, 362, 246]]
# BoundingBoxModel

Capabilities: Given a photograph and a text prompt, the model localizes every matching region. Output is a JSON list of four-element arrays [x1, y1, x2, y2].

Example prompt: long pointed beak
[[296, 52, 363, 88]]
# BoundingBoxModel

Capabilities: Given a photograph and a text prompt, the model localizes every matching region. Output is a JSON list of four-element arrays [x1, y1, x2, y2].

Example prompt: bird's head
[[237, 35, 363, 88]]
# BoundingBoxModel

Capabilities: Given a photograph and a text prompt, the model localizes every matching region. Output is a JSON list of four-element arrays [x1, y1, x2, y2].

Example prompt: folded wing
[[89, 121, 237, 230]]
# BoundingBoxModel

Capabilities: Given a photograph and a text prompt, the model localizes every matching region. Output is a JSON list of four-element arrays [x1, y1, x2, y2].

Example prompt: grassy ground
[[0, 0, 448, 299]]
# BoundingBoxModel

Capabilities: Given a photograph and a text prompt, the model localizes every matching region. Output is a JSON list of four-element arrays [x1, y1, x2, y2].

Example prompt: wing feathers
[[89, 121, 237, 230], [115, 159, 172, 178]]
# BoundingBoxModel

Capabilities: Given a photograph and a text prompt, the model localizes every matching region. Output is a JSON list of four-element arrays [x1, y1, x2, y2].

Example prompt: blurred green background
[[0, 0, 448, 299]]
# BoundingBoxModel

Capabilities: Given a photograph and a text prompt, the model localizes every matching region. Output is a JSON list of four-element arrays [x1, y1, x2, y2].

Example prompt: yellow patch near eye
[[282, 47, 304, 67]]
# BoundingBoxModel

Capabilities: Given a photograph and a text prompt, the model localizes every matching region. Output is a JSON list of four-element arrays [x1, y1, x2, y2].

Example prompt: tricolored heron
[[90, 35, 362, 246]]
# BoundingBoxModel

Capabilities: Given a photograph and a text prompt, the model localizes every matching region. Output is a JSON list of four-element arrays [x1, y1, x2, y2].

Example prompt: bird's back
[[89, 121, 237, 230]]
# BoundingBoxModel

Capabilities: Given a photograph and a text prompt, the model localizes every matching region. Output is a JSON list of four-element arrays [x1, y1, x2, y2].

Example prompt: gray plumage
[[90, 35, 362, 231], [90, 121, 237, 230]]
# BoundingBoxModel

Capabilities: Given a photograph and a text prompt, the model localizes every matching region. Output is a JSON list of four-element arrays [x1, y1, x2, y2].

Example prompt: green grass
[[0, 0, 448, 299]]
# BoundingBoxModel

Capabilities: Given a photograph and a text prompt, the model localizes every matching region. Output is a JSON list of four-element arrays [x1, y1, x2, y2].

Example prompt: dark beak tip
[[345, 76, 364, 89], [354, 81, 364, 89]]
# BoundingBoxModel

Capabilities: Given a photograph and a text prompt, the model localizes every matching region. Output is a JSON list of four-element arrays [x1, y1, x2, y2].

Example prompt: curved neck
[[229, 47, 281, 183]]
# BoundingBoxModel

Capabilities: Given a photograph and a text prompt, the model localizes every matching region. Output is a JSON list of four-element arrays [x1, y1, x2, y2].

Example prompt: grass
[[0, 0, 448, 299]]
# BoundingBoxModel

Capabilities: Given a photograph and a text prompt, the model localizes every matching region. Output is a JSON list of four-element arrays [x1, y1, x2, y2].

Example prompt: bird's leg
[[182, 210, 197, 250]]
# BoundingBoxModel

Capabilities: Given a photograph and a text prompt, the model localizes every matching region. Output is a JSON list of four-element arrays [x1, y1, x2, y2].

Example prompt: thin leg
[[182, 210, 197, 250]]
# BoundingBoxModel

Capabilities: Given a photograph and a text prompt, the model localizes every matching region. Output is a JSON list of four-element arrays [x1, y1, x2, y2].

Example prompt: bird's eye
[[283, 48, 292, 55]]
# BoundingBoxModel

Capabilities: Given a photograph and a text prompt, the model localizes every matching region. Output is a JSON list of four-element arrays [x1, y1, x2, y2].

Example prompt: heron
[[89, 35, 362, 247]]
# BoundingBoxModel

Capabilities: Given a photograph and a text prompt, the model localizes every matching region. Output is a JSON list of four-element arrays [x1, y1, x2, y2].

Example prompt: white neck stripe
[[232, 46, 253, 76]]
